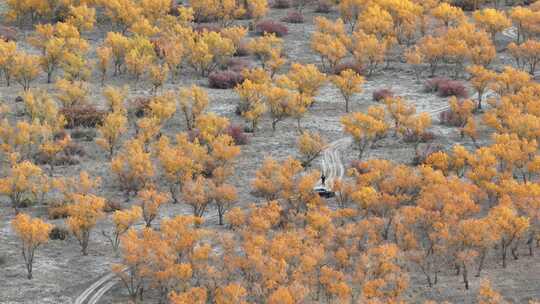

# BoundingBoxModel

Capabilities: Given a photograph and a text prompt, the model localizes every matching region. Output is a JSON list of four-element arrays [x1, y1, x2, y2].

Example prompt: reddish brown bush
[[281, 11, 304, 23], [60, 105, 106, 128], [272, 0, 291, 8], [48, 203, 69, 220], [0, 26, 17, 41], [315, 0, 332, 13], [208, 70, 245, 89], [424, 77, 447, 93], [333, 60, 364, 75], [194, 24, 222, 33], [424, 77, 468, 98], [49, 225, 69, 240], [372, 89, 394, 102], [402, 130, 435, 144], [70, 129, 97, 141], [104, 200, 123, 213], [437, 80, 468, 98], [255, 20, 289, 37], [235, 41, 250, 57], [226, 124, 249, 145], [129, 97, 152, 118], [413, 144, 444, 166], [226, 58, 254, 72]]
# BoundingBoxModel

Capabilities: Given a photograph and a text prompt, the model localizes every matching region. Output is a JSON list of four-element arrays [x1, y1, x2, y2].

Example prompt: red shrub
[[333, 60, 364, 75], [315, 0, 332, 13], [439, 109, 466, 127], [402, 130, 435, 144], [226, 58, 254, 72], [235, 41, 250, 57], [255, 20, 289, 37], [413, 144, 444, 166], [424, 77, 468, 98], [60, 105, 106, 128], [129, 97, 152, 118], [372, 89, 394, 102], [208, 70, 245, 89], [281, 11, 304, 23], [0, 26, 17, 41], [194, 24, 222, 33], [424, 77, 447, 93], [437, 80, 468, 98], [272, 0, 291, 9], [226, 124, 249, 145]]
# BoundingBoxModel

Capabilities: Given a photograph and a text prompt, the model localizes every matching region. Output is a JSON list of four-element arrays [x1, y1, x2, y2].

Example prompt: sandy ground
[[0, 4, 539, 304]]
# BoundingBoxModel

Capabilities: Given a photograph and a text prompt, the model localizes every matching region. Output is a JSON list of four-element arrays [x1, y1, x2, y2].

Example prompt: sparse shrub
[[70, 129, 97, 141], [281, 11, 304, 23], [255, 20, 289, 37], [61, 106, 106, 129], [315, 0, 332, 13], [235, 41, 250, 57], [129, 97, 152, 118], [424, 77, 447, 93], [35, 152, 80, 167], [372, 88, 394, 102], [194, 24, 222, 33], [227, 58, 254, 72], [104, 200, 123, 213], [63, 142, 85, 157], [437, 80, 468, 98], [272, 0, 291, 9], [333, 60, 364, 75], [49, 226, 69, 240], [48, 203, 70, 220], [403, 130, 435, 144], [412, 144, 444, 166], [424, 77, 468, 98], [226, 124, 249, 145], [0, 26, 17, 42], [208, 70, 245, 89]]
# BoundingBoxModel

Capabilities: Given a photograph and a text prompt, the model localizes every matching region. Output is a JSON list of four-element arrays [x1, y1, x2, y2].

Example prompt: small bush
[[350, 160, 369, 174], [424, 77, 468, 98], [255, 20, 289, 37], [272, 0, 291, 9], [70, 129, 97, 141], [281, 11, 304, 23], [65, 142, 85, 157], [437, 81, 468, 98], [129, 97, 152, 118], [61, 105, 106, 129], [49, 226, 69, 240], [235, 41, 250, 57], [48, 204, 69, 220], [372, 89, 394, 102], [333, 60, 364, 75], [315, 0, 332, 13], [424, 77, 447, 93], [413, 144, 444, 166], [227, 58, 253, 73], [104, 200, 123, 213], [0, 26, 17, 41], [402, 130, 435, 144], [208, 70, 245, 89], [194, 24, 222, 33], [226, 124, 249, 145]]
